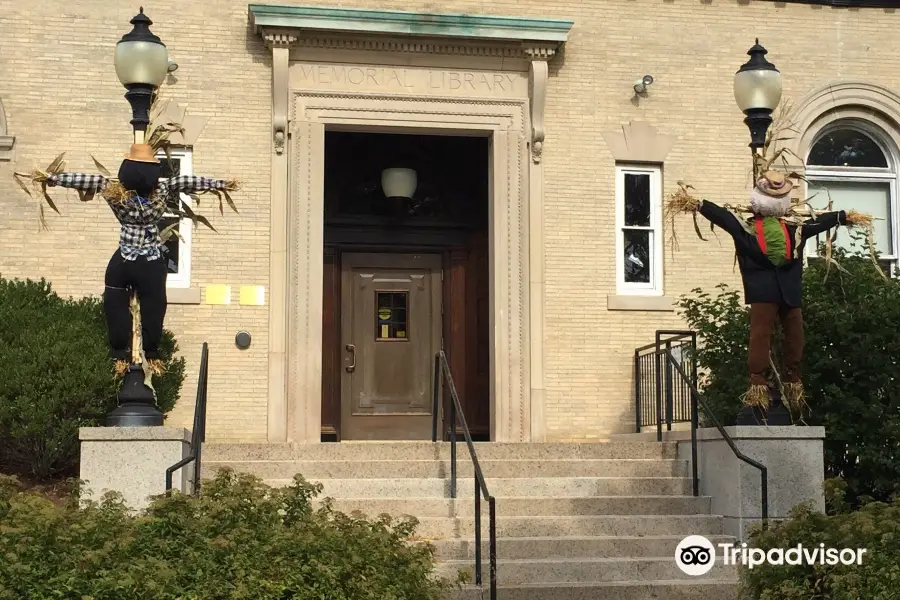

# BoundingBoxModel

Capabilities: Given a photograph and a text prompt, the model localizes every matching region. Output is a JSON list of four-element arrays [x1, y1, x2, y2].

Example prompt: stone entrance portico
[[250, 5, 573, 443]]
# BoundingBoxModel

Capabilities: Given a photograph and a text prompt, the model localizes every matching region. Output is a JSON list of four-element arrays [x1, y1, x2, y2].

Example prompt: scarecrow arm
[[46, 172, 110, 192], [801, 210, 848, 241], [697, 199, 745, 238], [165, 175, 231, 194]]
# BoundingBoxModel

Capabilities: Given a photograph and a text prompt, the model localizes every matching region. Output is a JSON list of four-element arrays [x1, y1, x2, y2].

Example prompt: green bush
[[0, 470, 454, 600], [677, 249, 900, 506], [740, 479, 900, 600], [0, 277, 185, 480]]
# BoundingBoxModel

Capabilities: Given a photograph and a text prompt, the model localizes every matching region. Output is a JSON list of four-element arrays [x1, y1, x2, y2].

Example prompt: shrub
[[740, 479, 900, 600], [0, 470, 454, 600], [0, 277, 185, 480], [677, 249, 900, 506]]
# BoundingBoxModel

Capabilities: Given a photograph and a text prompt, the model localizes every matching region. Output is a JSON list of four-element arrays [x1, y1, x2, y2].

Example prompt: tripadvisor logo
[[674, 535, 868, 576]]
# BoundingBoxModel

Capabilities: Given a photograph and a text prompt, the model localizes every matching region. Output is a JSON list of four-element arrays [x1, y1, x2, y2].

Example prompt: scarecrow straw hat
[[123, 143, 160, 164], [755, 170, 793, 197]]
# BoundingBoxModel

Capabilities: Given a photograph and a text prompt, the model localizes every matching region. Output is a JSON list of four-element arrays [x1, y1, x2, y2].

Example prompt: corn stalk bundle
[[664, 100, 887, 280]]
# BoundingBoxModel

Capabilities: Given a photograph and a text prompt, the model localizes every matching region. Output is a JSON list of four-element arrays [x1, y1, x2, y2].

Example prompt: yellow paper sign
[[239, 285, 266, 306], [380, 325, 389, 338], [378, 308, 392, 321], [204, 284, 231, 305]]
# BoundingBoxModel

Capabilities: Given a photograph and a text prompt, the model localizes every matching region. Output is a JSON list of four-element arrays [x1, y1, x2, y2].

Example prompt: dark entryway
[[321, 130, 491, 441]]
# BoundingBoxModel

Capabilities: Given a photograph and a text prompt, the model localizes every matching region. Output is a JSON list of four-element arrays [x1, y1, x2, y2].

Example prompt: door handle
[[345, 344, 356, 373]]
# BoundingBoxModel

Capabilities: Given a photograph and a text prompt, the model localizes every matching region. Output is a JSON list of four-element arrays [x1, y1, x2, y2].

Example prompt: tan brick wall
[[2, 0, 898, 442]]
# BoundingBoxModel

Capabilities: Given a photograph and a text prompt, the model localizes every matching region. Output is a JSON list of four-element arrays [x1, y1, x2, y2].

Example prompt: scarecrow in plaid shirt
[[16, 142, 238, 377]]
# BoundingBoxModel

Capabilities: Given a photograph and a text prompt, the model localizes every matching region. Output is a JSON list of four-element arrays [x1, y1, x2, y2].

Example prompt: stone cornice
[[250, 4, 572, 57]]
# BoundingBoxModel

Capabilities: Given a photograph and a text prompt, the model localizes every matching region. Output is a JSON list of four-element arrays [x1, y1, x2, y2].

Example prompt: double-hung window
[[616, 165, 663, 295], [157, 148, 193, 288], [804, 121, 898, 274]]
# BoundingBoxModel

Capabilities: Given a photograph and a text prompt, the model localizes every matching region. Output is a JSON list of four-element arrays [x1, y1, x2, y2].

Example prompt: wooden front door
[[340, 253, 443, 440]]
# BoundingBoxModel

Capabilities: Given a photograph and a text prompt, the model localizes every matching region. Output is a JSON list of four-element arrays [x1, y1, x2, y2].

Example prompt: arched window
[[805, 121, 898, 271]]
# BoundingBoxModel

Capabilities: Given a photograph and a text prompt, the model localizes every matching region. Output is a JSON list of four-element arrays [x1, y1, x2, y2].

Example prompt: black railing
[[634, 330, 698, 437], [165, 342, 210, 494], [635, 331, 769, 527], [431, 351, 496, 600]]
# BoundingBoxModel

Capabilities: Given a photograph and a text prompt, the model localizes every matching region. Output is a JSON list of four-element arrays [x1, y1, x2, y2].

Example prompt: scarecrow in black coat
[[691, 171, 848, 418]]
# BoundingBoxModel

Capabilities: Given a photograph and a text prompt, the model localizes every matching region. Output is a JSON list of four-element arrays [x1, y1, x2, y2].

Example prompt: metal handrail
[[659, 347, 769, 527], [634, 330, 697, 436], [431, 351, 497, 600], [165, 342, 209, 494]]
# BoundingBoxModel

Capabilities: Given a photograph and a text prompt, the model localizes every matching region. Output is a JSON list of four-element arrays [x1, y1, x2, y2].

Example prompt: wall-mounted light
[[381, 167, 418, 199], [633, 75, 654, 95], [167, 58, 179, 73]]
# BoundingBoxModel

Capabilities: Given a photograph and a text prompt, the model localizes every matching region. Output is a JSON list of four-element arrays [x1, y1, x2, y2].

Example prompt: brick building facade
[[1, 0, 898, 443]]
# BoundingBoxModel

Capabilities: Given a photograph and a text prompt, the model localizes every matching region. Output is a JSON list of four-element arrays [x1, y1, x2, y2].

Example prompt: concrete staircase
[[202, 441, 738, 599]]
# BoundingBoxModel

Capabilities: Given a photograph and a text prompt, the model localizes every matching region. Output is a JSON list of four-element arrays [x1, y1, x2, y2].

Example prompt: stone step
[[202, 458, 687, 480], [263, 476, 693, 498], [438, 557, 737, 585], [430, 535, 735, 561], [318, 495, 711, 518], [411, 515, 724, 539], [202, 441, 677, 462], [446, 580, 739, 600]]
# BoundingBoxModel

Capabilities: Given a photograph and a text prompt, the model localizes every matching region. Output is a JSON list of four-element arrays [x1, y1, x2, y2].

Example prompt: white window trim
[[615, 164, 664, 296], [158, 148, 193, 289], [804, 120, 899, 265]]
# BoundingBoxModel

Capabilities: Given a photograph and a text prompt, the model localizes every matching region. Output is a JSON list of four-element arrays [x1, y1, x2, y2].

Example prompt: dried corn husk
[[13, 152, 67, 229]]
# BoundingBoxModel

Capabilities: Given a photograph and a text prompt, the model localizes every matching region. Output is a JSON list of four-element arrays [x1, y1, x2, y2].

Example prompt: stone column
[[264, 32, 296, 442], [525, 47, 553, 442]]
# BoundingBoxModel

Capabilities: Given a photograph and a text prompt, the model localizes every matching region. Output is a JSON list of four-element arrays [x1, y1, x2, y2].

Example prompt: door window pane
[[623, 229, 651, 283], [807, 181, 893, 256], [624, 173, 651, 226], [376, 291, 409, 340]]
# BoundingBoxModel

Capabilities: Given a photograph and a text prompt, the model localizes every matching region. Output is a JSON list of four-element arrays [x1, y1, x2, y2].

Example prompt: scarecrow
[[14, 104, 238, 394]]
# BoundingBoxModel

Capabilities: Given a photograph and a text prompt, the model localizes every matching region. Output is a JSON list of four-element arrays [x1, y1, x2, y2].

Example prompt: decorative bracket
[[264, 32, 297, 155], [0, 97, 15, 162], [525, 47, 555, 164]]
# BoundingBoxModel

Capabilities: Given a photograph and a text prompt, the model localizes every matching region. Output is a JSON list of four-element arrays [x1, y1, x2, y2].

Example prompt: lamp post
[[114, 7, 169, 144], [106, 7, 168, 428], [733, 39, 782, 178]]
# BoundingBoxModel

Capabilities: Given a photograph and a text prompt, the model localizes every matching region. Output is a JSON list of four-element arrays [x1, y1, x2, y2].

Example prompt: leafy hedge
[[0, 470, 454, 600], [741, 479, 900, 600], [677, 249, 900, 505], [0, 277, 185, 480]]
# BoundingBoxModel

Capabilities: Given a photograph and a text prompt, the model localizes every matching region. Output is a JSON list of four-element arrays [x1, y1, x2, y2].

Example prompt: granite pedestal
[[79, 426, 191, 510]]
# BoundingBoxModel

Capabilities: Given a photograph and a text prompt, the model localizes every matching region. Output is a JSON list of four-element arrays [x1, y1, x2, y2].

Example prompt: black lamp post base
[[106, 402, 164, 427], [107, 365, 163, 427]]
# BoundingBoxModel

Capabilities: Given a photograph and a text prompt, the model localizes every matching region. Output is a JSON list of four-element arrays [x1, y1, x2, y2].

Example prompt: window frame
[[804, 120, 899, 266], [615, 164, 664, 296], [157, 148, 193, 289]]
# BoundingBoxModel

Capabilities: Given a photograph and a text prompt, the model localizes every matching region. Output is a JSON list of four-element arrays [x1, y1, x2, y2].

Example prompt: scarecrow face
[[749, 188, 791, 217], [118, 159, 161, 199]]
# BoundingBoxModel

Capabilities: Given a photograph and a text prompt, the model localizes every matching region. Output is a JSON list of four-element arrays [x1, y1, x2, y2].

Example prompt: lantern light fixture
[[113, 7, 169, 140], [381, 167, 418, 199], [734, 39, 783, 150]]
